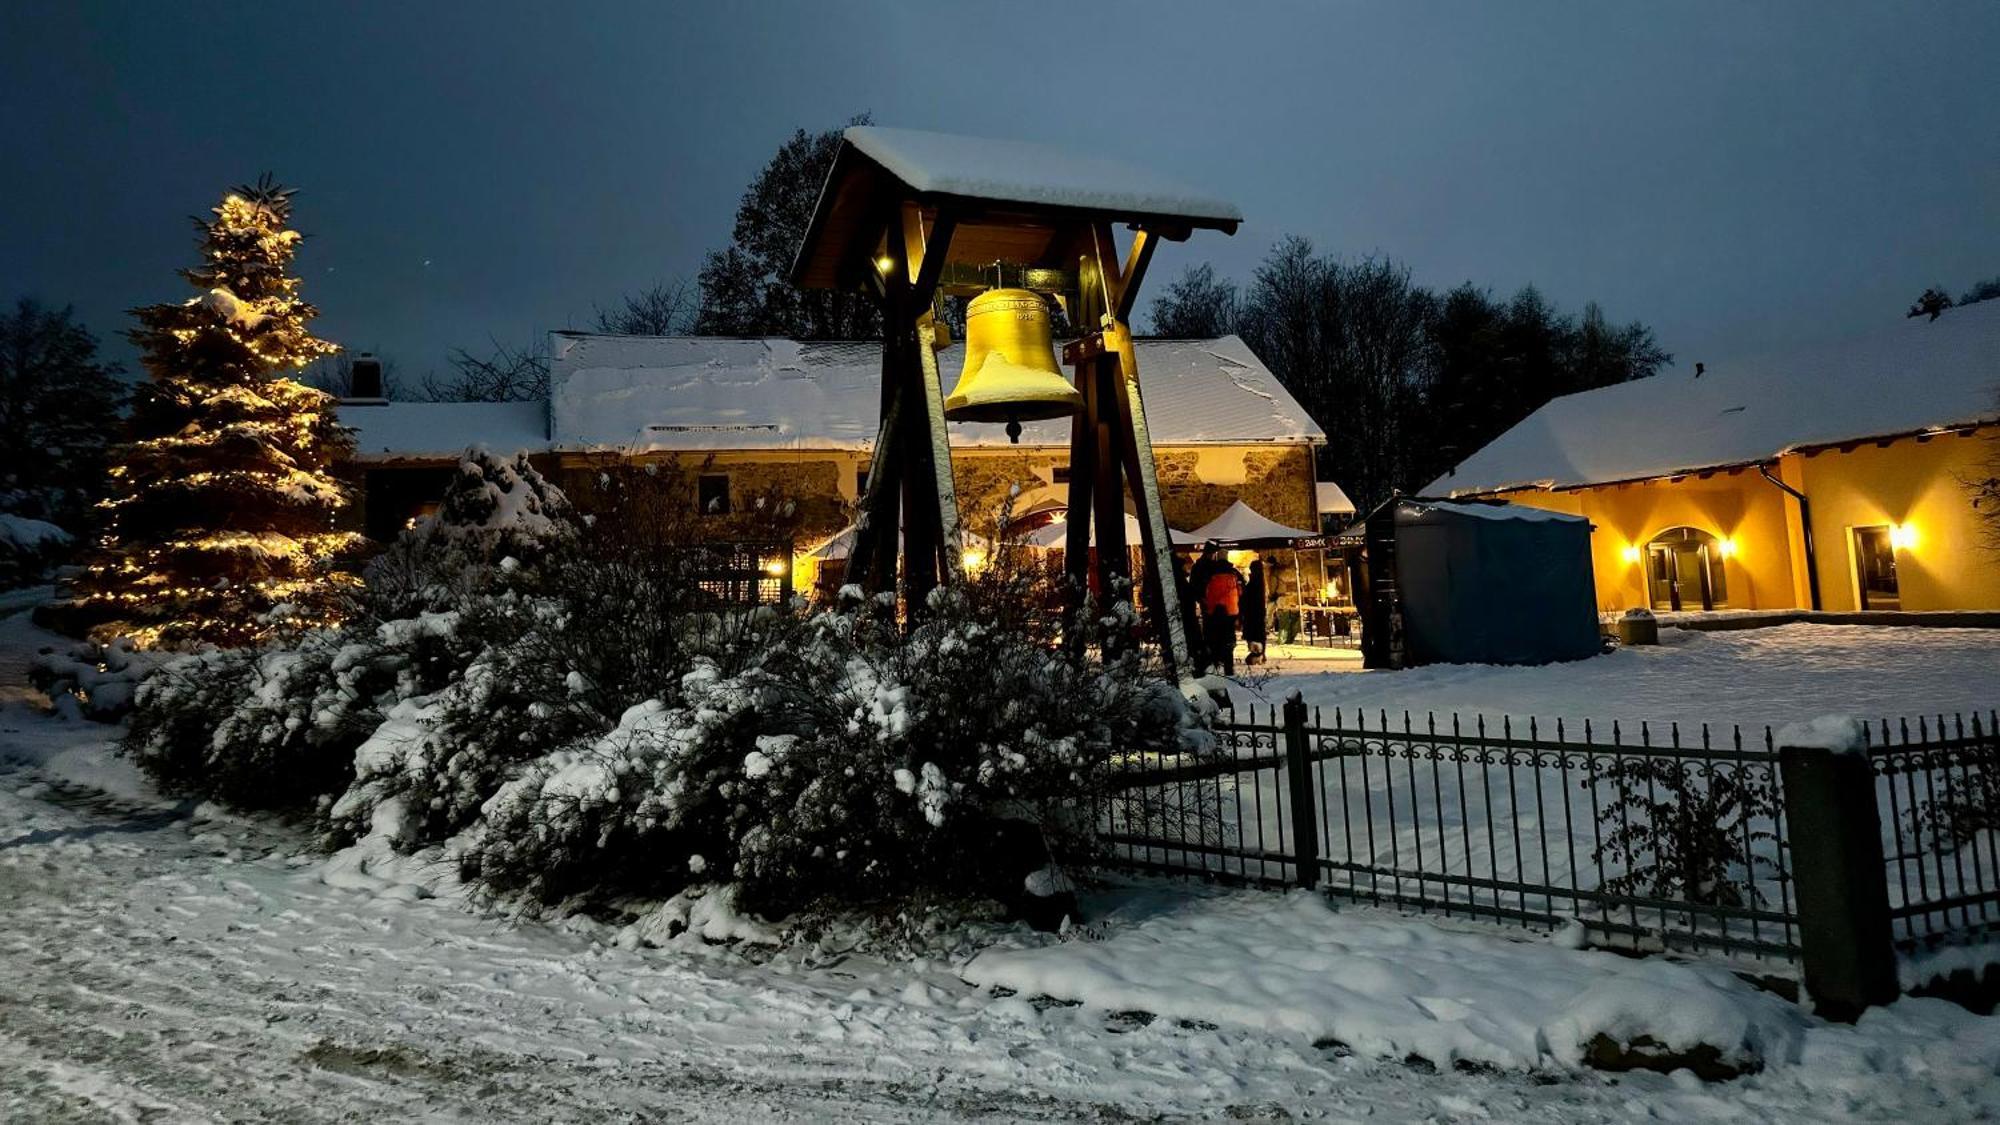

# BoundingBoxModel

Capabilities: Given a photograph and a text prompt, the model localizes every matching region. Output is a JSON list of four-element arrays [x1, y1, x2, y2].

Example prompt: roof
[[1186, 499, 1318, 545], [1404, 498, 1586, 524], [548, 332, 1320, 453], [1428, 300, 2000, 496], [846, 127, 1241, 225], [1316, 481, 1355, 516], [342, 334, 1320, 461], [340, 400, 548, 461], [793, 126, 1241, 290]]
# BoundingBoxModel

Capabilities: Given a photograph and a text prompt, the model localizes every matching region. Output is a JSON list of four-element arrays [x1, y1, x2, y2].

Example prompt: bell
[[944, 288, 1082, 442]]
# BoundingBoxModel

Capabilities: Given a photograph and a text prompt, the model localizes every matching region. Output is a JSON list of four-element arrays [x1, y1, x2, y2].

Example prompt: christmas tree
[[73, 176, 360, 648]]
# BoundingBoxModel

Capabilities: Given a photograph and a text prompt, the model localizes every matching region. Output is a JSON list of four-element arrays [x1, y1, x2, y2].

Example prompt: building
[[1425, 301, 2000, 615], [339, 332, 1331, 592]]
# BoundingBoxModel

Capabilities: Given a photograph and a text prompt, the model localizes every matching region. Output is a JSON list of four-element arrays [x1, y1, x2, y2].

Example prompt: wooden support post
[[1779, 743, 1900, 1021], [1092, 354, 1129, 597], [1087, 222, 1189, 675]]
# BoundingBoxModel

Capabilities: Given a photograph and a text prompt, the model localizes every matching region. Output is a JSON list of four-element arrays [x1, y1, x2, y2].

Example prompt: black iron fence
[[1868, 713, 2000, 951], [1100, 695, 2000, 1016]]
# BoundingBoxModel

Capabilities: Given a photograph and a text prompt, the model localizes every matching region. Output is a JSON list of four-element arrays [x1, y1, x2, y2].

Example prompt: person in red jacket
[[1200, 546, 1244, 675]]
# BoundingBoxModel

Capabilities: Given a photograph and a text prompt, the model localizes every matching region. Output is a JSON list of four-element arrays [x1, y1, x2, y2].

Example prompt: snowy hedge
[[123, 453, 1199, 922]]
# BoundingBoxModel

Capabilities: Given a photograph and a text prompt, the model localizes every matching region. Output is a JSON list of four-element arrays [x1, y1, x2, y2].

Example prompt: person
[[1201, 550, 1243, 676], [1242, 558, 1269, 666]]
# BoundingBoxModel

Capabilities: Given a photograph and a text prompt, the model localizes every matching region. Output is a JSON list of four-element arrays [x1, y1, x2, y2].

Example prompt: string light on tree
[[70, 175, 361, 648]]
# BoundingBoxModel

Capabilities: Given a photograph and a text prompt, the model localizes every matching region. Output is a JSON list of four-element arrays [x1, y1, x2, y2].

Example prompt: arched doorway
[[1644, 526, 1729, 612]]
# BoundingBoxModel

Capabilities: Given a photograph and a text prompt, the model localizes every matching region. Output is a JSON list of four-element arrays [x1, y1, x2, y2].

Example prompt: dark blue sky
[[4, 2, 1996, 382]]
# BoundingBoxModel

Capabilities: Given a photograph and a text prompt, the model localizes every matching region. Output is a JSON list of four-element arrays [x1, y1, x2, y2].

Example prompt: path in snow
[[4, 604, 1999, 1121], [1242, 623, 2000, 732]]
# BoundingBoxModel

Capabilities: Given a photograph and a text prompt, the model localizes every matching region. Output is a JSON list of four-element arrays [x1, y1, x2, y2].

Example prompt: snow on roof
[[1428, 300, 2000, 496], [544, 332, 1322, 454], [1316, 481, 1355, 516], [1405, 499, 1586, 524], [342, 401, 548, 462], [1187, 499, 1318, 544], [844, 126, 1241, 224]]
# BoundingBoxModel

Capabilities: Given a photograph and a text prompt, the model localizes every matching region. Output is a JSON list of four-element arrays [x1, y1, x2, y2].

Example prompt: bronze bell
[[944, 288, 1082, 442]]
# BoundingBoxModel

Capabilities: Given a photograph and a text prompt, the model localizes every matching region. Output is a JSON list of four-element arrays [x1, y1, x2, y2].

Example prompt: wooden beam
[[908, 207, 959, 311], [1102, 319, 1193, 675], [1114, 228, 1158, 323]]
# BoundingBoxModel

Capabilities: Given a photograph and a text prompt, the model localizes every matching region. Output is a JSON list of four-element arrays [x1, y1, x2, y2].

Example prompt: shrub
[[454, 563, 1200, 919]]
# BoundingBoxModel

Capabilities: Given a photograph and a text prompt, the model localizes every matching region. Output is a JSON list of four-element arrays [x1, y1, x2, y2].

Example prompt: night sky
[[4, 2, 1996, 383]]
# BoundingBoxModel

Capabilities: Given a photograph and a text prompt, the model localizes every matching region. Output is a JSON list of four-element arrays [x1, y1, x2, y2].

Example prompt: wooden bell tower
[[790, 127, 1240, 674]]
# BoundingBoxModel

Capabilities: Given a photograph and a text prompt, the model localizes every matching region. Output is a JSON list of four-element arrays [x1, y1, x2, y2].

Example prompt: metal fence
[[1100, 698, 1800, 962], [1868, 712, 2000, 951]]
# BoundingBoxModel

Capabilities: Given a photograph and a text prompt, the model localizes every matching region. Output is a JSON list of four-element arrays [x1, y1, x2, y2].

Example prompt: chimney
[[347, 353, 386, 402]]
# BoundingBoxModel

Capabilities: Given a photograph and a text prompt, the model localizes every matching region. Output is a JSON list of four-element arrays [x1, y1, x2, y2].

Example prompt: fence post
[[1283, 691, 1319, 890], [1778, 742, 1899, 1021]]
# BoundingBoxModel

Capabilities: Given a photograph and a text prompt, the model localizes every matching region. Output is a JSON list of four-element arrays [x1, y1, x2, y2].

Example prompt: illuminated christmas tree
[[74, 176, 360, 647]]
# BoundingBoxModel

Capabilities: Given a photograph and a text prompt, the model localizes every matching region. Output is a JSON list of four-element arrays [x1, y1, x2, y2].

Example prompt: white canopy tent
[[805, 523, 989, 561], [1015, 512, 1200, 550], [1186, 499, 1318, 546]]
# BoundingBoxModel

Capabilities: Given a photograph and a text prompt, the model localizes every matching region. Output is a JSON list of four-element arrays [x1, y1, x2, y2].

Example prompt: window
[[697, 474, 731, 515], [855, 468, 870, 497], [1643, 526, 1728, 612], [1853, 526, 1901, 610], [1051, 464, 1072, 485]]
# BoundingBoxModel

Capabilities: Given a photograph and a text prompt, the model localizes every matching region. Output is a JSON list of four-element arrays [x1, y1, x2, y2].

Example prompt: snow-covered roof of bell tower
[[842, 126, 1242, 224]]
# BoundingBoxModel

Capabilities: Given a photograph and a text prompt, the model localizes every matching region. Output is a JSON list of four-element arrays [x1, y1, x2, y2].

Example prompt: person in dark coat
[[1241, 558, 1269, 665]]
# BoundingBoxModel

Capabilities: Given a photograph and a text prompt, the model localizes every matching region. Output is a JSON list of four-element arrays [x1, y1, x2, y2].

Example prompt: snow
[[1408, 497, 1587, 523], [1253, 622, 2000, 732], [1429, 298, 2000, 496], [1316, 480, 1355, 517], [964, 890, 1807, 1072], [844, 125, 1242, 223], [4, 602, 2000, 1120], [0, 513, 71, 551], [1184, 498, 1318, 544], [543, 332, 1319, 454], [1773, 715, 1868, 754]]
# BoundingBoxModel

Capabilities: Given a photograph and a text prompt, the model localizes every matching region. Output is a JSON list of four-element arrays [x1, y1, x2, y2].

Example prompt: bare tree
[[419, 338, 551, 403], [593, 279, 697, 336], [1147, 263, 1241, 338]]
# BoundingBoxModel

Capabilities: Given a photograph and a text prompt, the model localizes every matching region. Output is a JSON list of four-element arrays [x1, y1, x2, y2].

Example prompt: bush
[[455, 564, 1200, 919]]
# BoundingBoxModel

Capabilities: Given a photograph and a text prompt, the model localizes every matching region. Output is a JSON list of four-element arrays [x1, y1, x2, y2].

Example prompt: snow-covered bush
[[0, 512, 73, 589], [29, 636, 167, 721], [454, 562, 1200, 919], [360, 447, 574, 618]]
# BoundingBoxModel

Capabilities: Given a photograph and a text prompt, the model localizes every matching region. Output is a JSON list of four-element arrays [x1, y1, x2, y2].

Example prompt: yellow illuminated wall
[[1496, 426, 2000, 614]]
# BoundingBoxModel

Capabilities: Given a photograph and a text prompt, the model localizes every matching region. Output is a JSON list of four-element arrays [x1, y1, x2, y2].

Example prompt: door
[[1644, 527, 1727, 612], [1854, 526, 1901, 610]]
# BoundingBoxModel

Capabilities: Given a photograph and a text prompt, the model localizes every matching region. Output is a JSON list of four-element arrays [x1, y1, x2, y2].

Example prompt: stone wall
[[356, 441, 1319, 553]]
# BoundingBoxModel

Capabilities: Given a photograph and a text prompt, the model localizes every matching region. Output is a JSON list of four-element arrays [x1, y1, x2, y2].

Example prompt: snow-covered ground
[[5, 604, 2000, 1121], [1243, 623, 2000, 731]]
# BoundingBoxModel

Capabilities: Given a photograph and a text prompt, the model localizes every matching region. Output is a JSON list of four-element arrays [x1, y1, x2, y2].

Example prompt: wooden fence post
[[1283, 692, 1319, 890], [1778, 743, 1899, 1021]]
